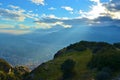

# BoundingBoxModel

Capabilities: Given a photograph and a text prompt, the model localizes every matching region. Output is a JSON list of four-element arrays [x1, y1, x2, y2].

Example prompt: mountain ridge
[[1, 41, 120, 80]]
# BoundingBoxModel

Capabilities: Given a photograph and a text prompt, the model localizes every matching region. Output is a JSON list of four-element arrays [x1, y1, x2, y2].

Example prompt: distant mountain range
[[0, 26, 120, 68]]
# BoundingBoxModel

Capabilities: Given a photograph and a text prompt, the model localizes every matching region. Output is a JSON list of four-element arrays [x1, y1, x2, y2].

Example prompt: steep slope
[[0, 58, 12, 73], [0, 59, 30, 80], [25, 41, 120, 80], [26, 50, 92, 80]]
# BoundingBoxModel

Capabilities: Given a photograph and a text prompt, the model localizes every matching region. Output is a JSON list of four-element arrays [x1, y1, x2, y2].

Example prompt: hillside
[[24, 41, 120, 80], [1, 41, 120, 80], [0, 59, 30, 80]]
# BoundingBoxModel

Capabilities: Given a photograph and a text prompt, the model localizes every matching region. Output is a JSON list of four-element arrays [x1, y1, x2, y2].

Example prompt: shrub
[[61, 59, 76, 80], [95, 71, 111, 80]]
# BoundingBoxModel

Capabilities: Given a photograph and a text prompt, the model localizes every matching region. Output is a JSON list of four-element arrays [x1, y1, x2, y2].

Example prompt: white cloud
[[35, 21, 72, 29], [90, 0, 100, 3], [31, 0, 44, 5], [62, 6, 73, 11], [79, 0, 120, 20], [48, 7, 56, 10], [106, 10, 120, 19], [79, 0, 106, 19], [0, 8, 26, 21], [41, 14, 57, 19], [0, 6, 40, 21], [8, 5, 20, 9]]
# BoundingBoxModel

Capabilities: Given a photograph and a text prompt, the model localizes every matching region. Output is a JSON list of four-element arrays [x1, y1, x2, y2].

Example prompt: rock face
[[0, 58, 12, 73], [14, 66, 30, 75], [0, 58, 30, 80]]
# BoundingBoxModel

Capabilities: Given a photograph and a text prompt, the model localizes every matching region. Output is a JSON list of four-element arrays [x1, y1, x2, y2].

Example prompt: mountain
[[0, 26, 120, 68], [24, 41, 120, 80], [0, 58, 12, 73], [0, 58, 30, 80]]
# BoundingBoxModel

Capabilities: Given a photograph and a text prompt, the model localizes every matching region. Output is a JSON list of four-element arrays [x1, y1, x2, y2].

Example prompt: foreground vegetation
[[1, 41, 120, 80], [0, 59, 30, 80]]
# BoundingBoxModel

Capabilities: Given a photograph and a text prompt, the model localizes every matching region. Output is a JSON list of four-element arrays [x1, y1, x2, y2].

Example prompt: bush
[[0, 71, 6, 80], [114, 43, 120, 49], [61, 59, 76, 80], [95, 71, 111, 80], [88, 48, 120, 71]]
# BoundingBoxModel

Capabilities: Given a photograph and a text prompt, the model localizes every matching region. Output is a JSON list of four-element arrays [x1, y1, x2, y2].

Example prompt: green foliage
[[6, 74, 19, 80], [0, 59, 30, 80], [89, 47, 120, 71], [0, 71, 6, 80], [61, 59, 76, 80], [54, 41, 115, 58], [25, 50, 92, 80], [14, 66, 30, 80], [95, 67, 112, 80]]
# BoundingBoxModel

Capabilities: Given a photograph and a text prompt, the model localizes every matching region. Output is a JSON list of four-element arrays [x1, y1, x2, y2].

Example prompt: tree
[[61, 59, 76, 80]]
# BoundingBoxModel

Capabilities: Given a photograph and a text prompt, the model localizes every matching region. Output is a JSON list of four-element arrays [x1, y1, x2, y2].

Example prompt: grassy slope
[[31, 50, 93, 80]]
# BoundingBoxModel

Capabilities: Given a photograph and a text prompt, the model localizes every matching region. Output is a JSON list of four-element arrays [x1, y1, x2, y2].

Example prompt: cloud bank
[[0, 0, 120, 35]]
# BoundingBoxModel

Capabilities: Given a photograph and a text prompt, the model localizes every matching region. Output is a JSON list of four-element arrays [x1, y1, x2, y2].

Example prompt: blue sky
[[0, 0, 120, 35]]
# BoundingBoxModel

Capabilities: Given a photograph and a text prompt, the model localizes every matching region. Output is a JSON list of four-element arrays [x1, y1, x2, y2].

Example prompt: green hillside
[[1, 41, 120, 80], [25, 41, 120, 80], [26, 50, 92, 80]]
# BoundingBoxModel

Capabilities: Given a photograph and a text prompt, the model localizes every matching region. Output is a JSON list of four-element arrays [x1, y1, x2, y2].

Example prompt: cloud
[[0, 29, 32, 35], [15, 24, 31, 30], [35, 21, 72, 29], [0, 24, 32, 35], [0, 6, 40, 21], [0, 24, 15, 29], [105, 0, 120, 11], [35, 15, 72, 29], [31, 0, 44, 5], [62, 6, 73, 11], [42, 14, 57, 18], [92, 16, 120, 26], [8, 5, 20, 9], [48, 7, 56, 10], [35, 12, 120, 28], [79, 0, 120, 20], [102, 0, 120, 19], [79, 0, 106, 19], [0, 8, 26, 21], [35, 15, 91, 29], [90, 0, 100, 3]]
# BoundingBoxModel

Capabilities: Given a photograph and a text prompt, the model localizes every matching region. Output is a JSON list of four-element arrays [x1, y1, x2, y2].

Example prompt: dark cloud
[[104, 0, 120, 11], [93, 16, 120, 26], [35, 16, 120, 28], [35, 17, 90, 27]]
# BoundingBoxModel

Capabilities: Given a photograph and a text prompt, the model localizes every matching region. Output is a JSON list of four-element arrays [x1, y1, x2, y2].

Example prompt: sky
[[0, 0, 120, 35]]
